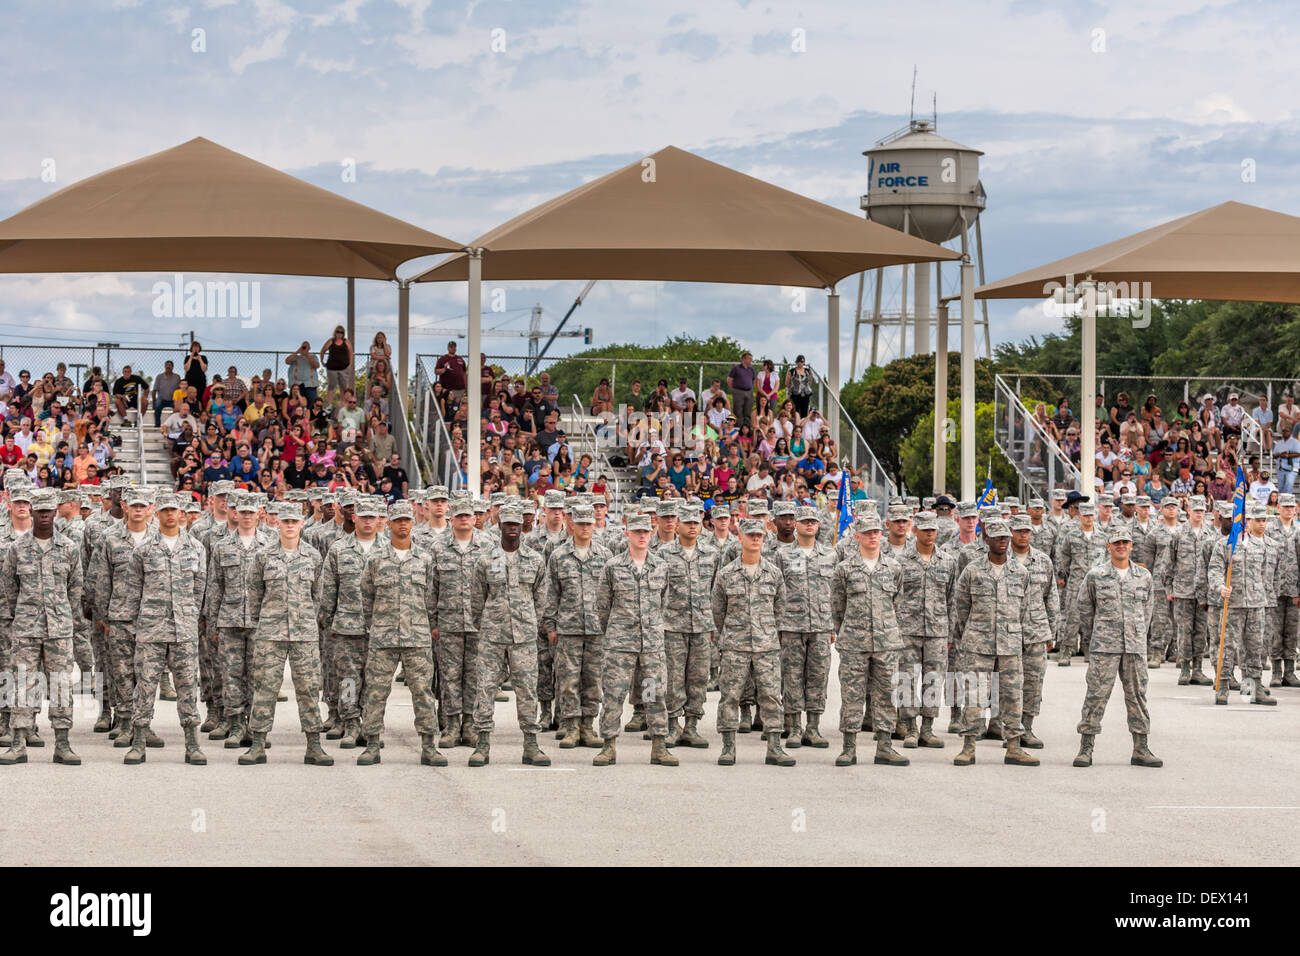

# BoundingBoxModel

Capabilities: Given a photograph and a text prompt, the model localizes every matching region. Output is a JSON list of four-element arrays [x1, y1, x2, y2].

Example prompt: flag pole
[[1214, 562, 1232, 692]]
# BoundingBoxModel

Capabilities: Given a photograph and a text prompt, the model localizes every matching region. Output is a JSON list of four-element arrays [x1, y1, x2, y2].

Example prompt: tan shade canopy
[[0, 137, 462, 280], [975, 200, 1300, 302], [413, 145, 959, 288]]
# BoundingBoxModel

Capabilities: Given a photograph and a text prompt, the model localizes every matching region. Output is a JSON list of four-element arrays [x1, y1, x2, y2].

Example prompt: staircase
[[109, 410, 169, 485], [993, 375, 1082, 498]]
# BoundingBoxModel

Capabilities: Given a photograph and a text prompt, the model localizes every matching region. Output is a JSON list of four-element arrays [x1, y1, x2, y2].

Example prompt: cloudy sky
[[0, 0, 1294, 376]]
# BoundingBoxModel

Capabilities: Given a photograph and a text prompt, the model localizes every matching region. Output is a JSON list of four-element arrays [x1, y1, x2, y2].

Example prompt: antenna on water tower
[[909, 65, 917, 123]]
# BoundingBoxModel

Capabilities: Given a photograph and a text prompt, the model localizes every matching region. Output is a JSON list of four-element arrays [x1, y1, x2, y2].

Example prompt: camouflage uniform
[[360, 539, 439, 738], [1265, 518, 1300, 676], [658, 535, 720, 727], [711, 552, 785, 733], [831, 550, 903, 732], [91, 522, 150, 718], [430, 529, 492, 729], [470, 543, 549, 734], [246, 543, 325, 734], [773, 537, 836, 722], [542, 536, 612, 722], [895, 543, 958, 721], [1207, 530, 1279, 695], [596, 550, 671, 738], [1144, 520, 1180, 660], [1055, 522, 1106, 655], [205, 526, 274, 724], [1077, 558, 1155, 735], [319, 533, 374, 723], [1015, 541, 1059, 719], [1157, 517, 1211, 670]]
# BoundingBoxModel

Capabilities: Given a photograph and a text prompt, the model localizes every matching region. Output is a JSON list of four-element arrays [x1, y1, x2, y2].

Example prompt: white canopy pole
[[960, 258, 976, 502], [467, 249, 483, 495], [934, 298, 949, 494], [827, 288, 840, 451], [1079, 276, 1097, 495]]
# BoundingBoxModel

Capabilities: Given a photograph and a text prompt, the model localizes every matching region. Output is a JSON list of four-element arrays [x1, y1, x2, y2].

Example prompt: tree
[[899, 400, 1020, 498]]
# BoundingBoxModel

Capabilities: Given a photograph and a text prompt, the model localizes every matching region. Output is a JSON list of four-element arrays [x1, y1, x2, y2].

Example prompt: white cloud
[[229, 28, 290, 74]]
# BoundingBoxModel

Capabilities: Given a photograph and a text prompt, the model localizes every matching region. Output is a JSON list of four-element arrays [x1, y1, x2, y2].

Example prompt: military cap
[[1246, 501, 1267, 519], [1216, 501, 1234, 517], [1078, 502, 1096, 516], [233, 493, 260, 513], [448, 498, 474, 518], [905, 496, 920, 509], [350, 497, 380, 518], [710, 505, 731, 520], [275, 502, 305, 522], [912, 510, 937, 531], [852, 513, 882, 534], [284, 488, 309, 501], [210, 480, 235, 496], [978, 505, 1000, 521], [626, 514, 652, 532], [576, 492, 596, 507], [1050, 488, 1068, 501], [1136, 495, 1152, 507], [922, 496, 936, 509], [522, 499, 537, 515], [1108, 525, 1133, 543], [738, 518, 765, 536], [1278, 494, 1297, 507], [30, 488, 57, 511], [82, 482, 104, 496], [1188, 495, 1207, 511], [184, 497, 202, 514], [108, 475, 132, 489], [8, 486, 33, 504], [426, 485, 450, 500], [154, 492, 184, 511], [543, 490, 565, 509], [388, 500, 414, 520], [795, 506, 821, 522], [678, 504, 702, 523], [746, 498, 769, 517], [449, 489, 473, 501], [571, 504, 596, 524], [3, 470, 26, 490], [1003, 496, 1021, 508], [982, 518, 1011, 538], [887, 505, 911, 521], [307, 487, 325, 500], [321, 492, 337, 505], [473, 498, 489, 513], [489, 492, 506, 507], [123, 487, 154, 507], [498, 504, 524, 525], [1161, 497, 1180, 509], [955, 501, 978, 519], [56, 489, 80, 506], [1097, 493, 1114, 507], [771, 500, 796, 517], [1028, 497, 1046, 510], [1120, 493, 1137, 505], [853, 498, 878, 516], [1008, 514, 1032, 531], [888, 496, 905, 506]]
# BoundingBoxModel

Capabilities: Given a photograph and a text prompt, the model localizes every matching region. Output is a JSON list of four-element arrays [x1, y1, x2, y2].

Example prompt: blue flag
[[976, 477, 996, 532], [837, 470, 851, 540], [1227, 465, 1247, 554]]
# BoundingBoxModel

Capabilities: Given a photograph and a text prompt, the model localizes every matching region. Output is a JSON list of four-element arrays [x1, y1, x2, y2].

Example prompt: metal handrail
[[410, 358, 463, 491], [993, 374, 1082, 494], [809, 368, 897, 505], [569, 393, 621, 504], [135, 406, 147, 485]]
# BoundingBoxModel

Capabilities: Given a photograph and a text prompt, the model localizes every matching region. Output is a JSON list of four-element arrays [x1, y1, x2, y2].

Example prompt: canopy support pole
[[1080, 276, 1097, 495], [347, 277, 355, 348], [960, 257, 976, 502], [467, 249, 484, 495], [935, 300, 949, 494], [397, 279, 409, 413], [827, 288, 840, 452]]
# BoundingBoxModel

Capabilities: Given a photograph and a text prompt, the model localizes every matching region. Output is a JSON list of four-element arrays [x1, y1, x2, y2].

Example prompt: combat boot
[[717, 731, 736, 766], [1189, 658, 1213, 685], [593, 737, 617, 766], [902, 718, 920, 749], [522, 732, 550, 766], [918, 716, 944, 748], [123, 726, 148, 765], [736, 704, 752, 733], [785, 714, 802, 749], [1147, 653, 1161, 669], [494, 686, 509, 702], [93, 705, 112, 734], [224, 715, 247, 748], [538, 701, 554, 737], [0, 712, 10, 746], [1057, 648, 1072, 667], [357, 732, 383, 765], [1130, 733, 1162, 767], [578, 716, 603, 748], [874, 730, 909, 766], [802, 713, 828, 748], [1020, 715, 1044, 749], [1228, 674, 1241, 691], [27, 726, 46, 748], [780, 713, 793, 739], [664, 717, 682, 748], [1271, 659, 1284, 687], [0, 728, 27, 765], [325, 709, 345, 739], [751, 710, 764, 733], [459, 715, 479, 748], [112, 716, 133, 747], [144, 725, 165, 748], [1178, 664, 1192, 686], [200, 707, 220, 734], [953, 735, 977, 766], [891, 720, 907, 741], [624, 707, 647, 733], [982, 719, 1003, 741], [52, 728, 80, 765], [947, 706, 961, 733], [238, 731, 268, 765], [557, 717, 580, 749], [208, 713, 233, 740], [1285, 659, 1300, 687], [1251, 683, 1278, 706], [183, 725, 207, 765], [1004, 737, 1039, 766], [304, 732, 334, 766], [339, 718, 361, 749], [835, 732, 857, 767], [650, 735, 678, 766], [438, 716, 458, 749], [764, 732, 795, 767], [678, 716, 708, 748], [419, 734, 447, 767], [1073, 734, 1094, 767], [159, 671, 178, 701], [1215, 680, 1230, 705]]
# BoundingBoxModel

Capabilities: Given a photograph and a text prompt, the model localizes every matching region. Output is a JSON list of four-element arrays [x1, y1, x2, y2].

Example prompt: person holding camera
[[285, 341, 320, 407]]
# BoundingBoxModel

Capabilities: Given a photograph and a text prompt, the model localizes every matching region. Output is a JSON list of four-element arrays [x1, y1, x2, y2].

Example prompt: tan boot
[[677, 716, 708, 748], [459, 714, 479, 748], [1131, 733, 1163, 767], [52, 728, 80, 765], [953, 735, 977, 766], [650, 735, 678, 766], [357, 733, 383, 766], [764, 732, 795, 767], [592, 736, 617, 766], [918, 716, 945, 748], [0, 727, 28, 765], [184, 725, 207, 765], [420, 733, 448, 767], [522, 732, 550, 766], [664, 717, 682, 748], [1073, 733, 1094, 767], [802, 713, 828, 748], [238, 730, 268, 765], [874, 730, 909, 766], [1020, 715, 1044, 749], [558, 717, 580, 749], [902, 717, 920, 749], [1004, 736, 1040, 766], [304, 732, 334, 766], [123, 726, 148, 765], [467, 731, 490, 767], [716, 731, 736, 766], [785, 714, 802, 749], [578, 716, 604, 748], [835, 732, 857, 767]]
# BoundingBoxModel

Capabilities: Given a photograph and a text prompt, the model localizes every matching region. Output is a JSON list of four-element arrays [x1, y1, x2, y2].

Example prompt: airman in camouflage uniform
[[1143, 498, 1182, 667], [712, 517, 790, 767], [894, 511, 957, 749], [0, 484, 35, 746], [55, 489, 95, 683], [830, 512, 909, 767], [118, 494, 208, 765], [1026, 498, 1057, 561], [239, 504, 332, 766], [1207, 501, 1280, 706], [1155, 496, 1214, 685], [315, 491, 353, 731], [355, 500, 443, 767], [950, 520, 1038, 766], [468, 505, 551, 767], [542, 504, 612, 750], [1266, 493, 1300, 687], [1010, 513, 1058, 749], [1055, 502, 1106, 663], [774, 505, 836, 749], [1073, 525, 1162, 767], [528, 490, 567, 732], [0, 490, 83, 765], [82, 478, 125, 733]]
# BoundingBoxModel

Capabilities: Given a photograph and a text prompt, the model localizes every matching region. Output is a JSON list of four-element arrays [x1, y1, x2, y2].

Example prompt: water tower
[[851, 116, 990, 373]]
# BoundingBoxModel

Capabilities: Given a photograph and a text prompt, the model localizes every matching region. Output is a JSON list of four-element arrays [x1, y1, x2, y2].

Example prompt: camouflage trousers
[[248, 640, 324, 735], [362, 645, 437, 738], [107, 623, 138, 714], [1216, 607, 1266, 681], [779, 631, 831, 715], [333, 633, 368, 720], [710, 634, 721, 681], [628, 660, 644, 709], [601, 647, 669, 739], [956, 650, 1023, 740], [197, 620, 218, 707], [897, 635, 946, 720], [556, 633, 604, 720], [7, 636, 75, 731], [1077, 651, 1149, 735], [321, 631, 340, 712], [89, 614, 110, 708], [664, 631, 709, 720], [1059, 586, 1085, 654], [536, 631, 555, 703], [836, 646, 898, 734], [1147, 586, 1175, 657], [717, 648, 780, 734], [474, 641, 540, 735], [1171, 598, 1207, 665], [1268, 598, 1300, 661], [132, 641, 200, 729], [435, 630, 478, 719], [72, 615, 94, 672], [0, 629, 8, 716], [1021, 642, 1049, 718], [218, 626, 256, 719]]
